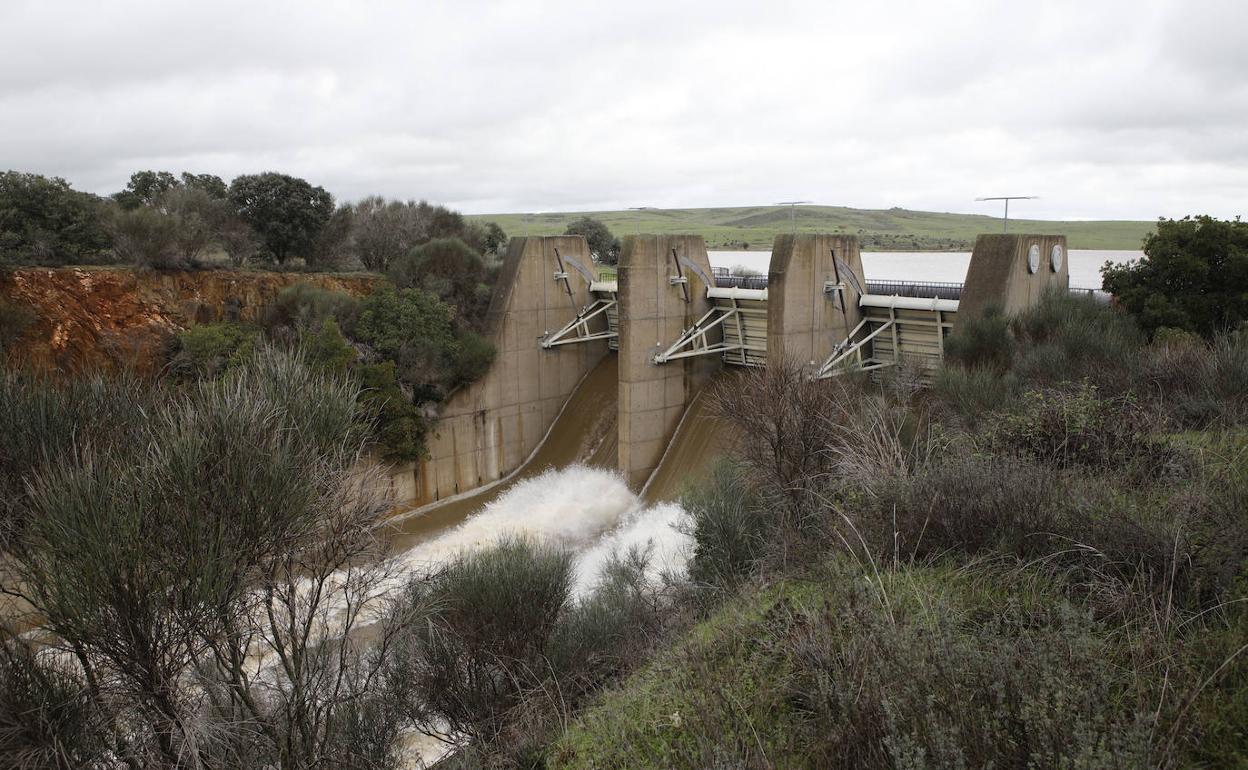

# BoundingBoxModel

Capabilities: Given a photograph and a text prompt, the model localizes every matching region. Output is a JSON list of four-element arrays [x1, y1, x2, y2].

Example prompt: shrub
[[564, 217, 620, 265], [356, 361, 425, 462], [1011, 290, 1145, 393], [171, 321, 261, 379], [0, 171, 113, 266], [389, 538, 575, 744], [1103, 214, 1248, 338], [389, 237, 489, 322], [108, 205, 187, 268], [0, 371, 151, 544], [986, 382, 1172, 472], [944, 305, 1015, 371], [452, 328, 496, 387], [932, 363, 1016, 424], [6, 346, 392, 768], [779, 569, 1157, 769], [262, 281, 359, 335], [683, 460, 768, 589], [303, 317, 357, 374], [0, 639, 107, 768]]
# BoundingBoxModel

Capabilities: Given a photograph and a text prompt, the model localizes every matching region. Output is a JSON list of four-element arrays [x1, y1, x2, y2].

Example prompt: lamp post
[[627, 206, 649, 236], [975, 196, 1037, 233], [776, 201, 812, 235]]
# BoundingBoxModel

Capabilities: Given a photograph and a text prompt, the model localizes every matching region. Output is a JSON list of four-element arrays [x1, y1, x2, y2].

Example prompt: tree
[[179, 172, 227, 200], [228, 173, 334, 264], [112, 170, 180, 210], [1103, 216, 1248, 338], [309, 203, 355, 270], [388, 237, 488, 321], [0, 171, 112, 266], [108, 187, 217, 269], [564, 216, 620, 265]]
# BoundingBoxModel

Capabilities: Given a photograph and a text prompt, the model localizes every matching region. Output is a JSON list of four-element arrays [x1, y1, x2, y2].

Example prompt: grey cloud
[[0, 0, 1244, 221]]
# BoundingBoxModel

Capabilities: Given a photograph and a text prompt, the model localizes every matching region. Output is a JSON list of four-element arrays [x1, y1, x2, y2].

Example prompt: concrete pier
[[959, 234, 1069, 321], [767, 234, 866, 369], [390, 236, 609, 504], [616, 234, 720, 489]]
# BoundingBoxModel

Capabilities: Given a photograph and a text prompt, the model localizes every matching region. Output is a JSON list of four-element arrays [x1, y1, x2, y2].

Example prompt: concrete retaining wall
[[616, 235, 720, 489], [387, 236, 608, 505], [767, 234, 866, 368], [959, 234, 1069, 321]]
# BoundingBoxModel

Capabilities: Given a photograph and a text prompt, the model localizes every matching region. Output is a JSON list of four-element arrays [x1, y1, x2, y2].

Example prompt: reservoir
[[709, 249, 1143, 291]]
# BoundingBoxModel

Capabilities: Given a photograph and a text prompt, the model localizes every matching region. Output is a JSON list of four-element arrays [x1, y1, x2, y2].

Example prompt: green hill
[[468, 205, 1154, 251]]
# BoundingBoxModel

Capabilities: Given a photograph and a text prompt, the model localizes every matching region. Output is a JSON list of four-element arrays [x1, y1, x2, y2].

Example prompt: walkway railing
[[865, 280, 964, 300]]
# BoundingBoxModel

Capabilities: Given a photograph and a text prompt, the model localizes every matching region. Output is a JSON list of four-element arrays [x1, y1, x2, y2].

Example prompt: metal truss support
[[651, 299, 766, 365], [815, 316, 896, 378], [541, 297, 618, 349]]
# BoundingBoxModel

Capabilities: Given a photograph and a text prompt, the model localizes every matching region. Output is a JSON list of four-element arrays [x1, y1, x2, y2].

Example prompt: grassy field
[[469, 205, 1154, 251]]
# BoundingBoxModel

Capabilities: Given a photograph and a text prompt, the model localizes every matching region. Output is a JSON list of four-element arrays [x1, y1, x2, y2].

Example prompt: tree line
[[0, 169, 508, 271]]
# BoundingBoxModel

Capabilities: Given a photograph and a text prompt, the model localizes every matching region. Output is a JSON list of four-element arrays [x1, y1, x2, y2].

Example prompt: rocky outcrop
[[0, 267, 378, 374]]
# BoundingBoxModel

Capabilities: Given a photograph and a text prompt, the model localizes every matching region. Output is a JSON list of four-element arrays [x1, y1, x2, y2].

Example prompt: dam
[[387, 229, 1071, 548]]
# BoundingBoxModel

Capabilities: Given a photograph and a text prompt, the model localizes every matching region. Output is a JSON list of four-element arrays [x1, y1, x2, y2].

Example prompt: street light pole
[[975, 196, 1037, 233], [775, 201, 812, 235]]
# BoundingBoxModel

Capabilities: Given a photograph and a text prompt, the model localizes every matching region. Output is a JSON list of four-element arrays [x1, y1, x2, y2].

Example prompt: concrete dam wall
[[392, 230, 1071, 520], [388, 236, 609, 506]]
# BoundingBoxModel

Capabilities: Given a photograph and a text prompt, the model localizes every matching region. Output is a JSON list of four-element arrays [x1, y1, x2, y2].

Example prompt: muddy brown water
[[641, 384, 737, 505], [386, 354, 620, 553]]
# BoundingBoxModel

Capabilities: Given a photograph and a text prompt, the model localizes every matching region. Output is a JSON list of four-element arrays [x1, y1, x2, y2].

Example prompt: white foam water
[[395, 465, 694, 592]]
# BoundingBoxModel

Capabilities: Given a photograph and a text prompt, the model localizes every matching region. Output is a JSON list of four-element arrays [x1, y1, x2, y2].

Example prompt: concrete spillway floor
[[640, 376, 738, 505], [386, 354, 620, 554]]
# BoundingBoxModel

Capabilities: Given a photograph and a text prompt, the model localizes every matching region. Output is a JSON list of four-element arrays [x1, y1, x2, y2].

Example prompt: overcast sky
[[2, 0, 1244, 221]]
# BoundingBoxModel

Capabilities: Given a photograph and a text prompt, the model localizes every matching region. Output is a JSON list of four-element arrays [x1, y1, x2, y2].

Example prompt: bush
[[683, 460, 769, 589], [778, 569, 1157, 769], [389, 237, 489, 323], [303, 317, 357, 374], [1011, 290, 1145, 393], [0, 639, 107, 768], [0, 371, 151, 544], [356, 361, 425, 462], [262, 281, 359, 335], [389, 538, 575, 744], [452, 328, 496, 386], [351, 286, 494, 400], [945, 305, 1015, 371], [5, 347, 391, 769], [986, 382, 1172, 472], [1103, 215, 1248, 338], [564, 217, 620, 265], [932, 364, 1016, 424], [171, 321, 261, 379]]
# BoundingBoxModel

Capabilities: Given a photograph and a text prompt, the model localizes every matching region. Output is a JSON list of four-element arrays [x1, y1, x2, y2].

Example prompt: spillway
[[388, 354, 619, 552], [640, 379, 738, 504]]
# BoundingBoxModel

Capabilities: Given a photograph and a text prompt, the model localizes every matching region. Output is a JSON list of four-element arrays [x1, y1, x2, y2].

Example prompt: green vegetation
[[564, 216, 621, 264], [178, 279, 496, 462], [1104, 215, 1248, 338], [0, 347, 399, 769], [3, 168, 510, 274], [538, 295, 1248, 768], [472, 204, 1154, 251], [0, 171, 112, 266]]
